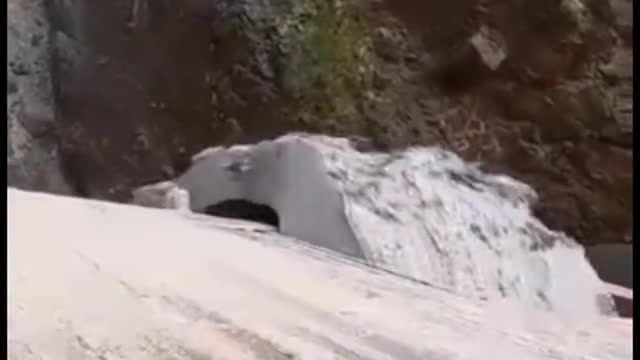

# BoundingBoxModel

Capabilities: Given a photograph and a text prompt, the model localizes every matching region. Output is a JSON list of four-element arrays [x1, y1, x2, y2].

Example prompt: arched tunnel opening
[[203, 199, 280, 229]]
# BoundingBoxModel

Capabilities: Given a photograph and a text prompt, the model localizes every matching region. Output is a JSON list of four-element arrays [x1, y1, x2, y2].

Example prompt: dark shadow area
[[611, 296, 633, 318], [585, 244, 633, 289], [203, 199, 280, 228], [585, 244, 633, 318], [47, 0, 290, 203]]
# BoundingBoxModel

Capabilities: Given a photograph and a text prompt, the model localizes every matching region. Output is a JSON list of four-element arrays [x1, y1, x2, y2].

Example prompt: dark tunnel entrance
[[203, 199, 280, 229]]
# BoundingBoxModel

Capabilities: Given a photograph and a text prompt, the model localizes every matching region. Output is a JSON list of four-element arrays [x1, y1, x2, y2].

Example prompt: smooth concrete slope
[[8, 189, 633, 360]]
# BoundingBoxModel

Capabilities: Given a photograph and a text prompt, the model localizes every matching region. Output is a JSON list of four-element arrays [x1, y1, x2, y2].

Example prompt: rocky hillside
[[7, 0, 632, 246]]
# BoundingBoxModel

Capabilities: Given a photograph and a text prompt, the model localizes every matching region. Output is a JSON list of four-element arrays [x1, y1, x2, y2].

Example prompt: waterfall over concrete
[[134, 134, 617, 318]]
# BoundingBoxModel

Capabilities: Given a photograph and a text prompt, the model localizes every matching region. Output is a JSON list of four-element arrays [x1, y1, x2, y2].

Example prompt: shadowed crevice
[[203, 199, 280, 229]]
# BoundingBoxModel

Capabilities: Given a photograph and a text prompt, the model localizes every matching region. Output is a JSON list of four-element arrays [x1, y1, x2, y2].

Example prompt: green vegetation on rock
[[277, 0, 378, 134]]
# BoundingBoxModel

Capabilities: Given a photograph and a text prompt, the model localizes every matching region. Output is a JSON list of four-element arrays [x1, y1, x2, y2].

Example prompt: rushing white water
[[134, 133, 616, 318]]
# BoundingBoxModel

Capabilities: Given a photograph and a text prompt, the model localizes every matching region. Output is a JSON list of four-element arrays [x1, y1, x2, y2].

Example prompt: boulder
[[8, 188, 633, 359], [134, 134, 617, 318]]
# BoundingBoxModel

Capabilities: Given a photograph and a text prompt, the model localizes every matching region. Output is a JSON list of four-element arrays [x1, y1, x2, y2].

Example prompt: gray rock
[[133, 181, 191, 211], [134, 134, 617, 318], [44, 0, 275, 200], [469, 26, 507, 71], [7, 0, 72, 194]]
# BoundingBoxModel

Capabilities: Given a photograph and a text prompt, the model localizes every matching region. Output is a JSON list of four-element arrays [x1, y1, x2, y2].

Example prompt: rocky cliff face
[[7, 0, 632, 248], [7, 0, 72, 194]]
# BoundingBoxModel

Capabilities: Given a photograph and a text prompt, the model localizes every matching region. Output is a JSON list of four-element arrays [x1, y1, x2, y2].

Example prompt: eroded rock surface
[[7, 0, 71, 194], [135, 134, 617, 318], [374, 0, 633, 247]]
